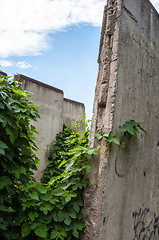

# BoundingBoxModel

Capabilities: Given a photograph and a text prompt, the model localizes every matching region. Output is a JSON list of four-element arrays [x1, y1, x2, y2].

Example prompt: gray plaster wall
[[15, 74, 85, 181], [83, 0, 159, 239]]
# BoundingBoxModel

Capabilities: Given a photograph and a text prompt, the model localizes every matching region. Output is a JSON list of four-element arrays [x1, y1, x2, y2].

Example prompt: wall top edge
[[14, 74, 64, 94], [147, 0, 159, 16], [64, 98, 85, 107]]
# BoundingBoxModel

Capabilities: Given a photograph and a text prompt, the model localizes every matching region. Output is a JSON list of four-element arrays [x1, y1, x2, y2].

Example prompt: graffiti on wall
[[132, 208, 159, 240]]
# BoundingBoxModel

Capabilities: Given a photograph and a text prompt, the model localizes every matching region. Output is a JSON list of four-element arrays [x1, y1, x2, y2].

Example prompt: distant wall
[[63, 98, 85, 125], [83, 0, 159, 239], [15, 74, 85, 181]]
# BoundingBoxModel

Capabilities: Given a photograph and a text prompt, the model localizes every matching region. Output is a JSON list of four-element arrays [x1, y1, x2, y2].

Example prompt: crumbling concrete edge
[[82, 1, 122, 239]]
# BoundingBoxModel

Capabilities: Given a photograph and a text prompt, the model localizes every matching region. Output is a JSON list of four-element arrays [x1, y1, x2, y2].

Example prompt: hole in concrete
[[157, 142, 159, 149], [112, 0, 115, 5], [111, 10, 114, 14], [103, 217, 106, 224], [143, 171, 146, 177]]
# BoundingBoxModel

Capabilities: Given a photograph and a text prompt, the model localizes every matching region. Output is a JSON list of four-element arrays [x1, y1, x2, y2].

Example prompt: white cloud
[[0, 0, 106, 58], [16, 61, 32, 69], [0, 59, 32, 69], [0, 59, 13, 67], [0, 0, 158, 58]]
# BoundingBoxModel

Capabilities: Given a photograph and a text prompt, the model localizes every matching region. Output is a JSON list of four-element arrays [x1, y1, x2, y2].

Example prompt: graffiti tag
[[132, 208, 159, 240]]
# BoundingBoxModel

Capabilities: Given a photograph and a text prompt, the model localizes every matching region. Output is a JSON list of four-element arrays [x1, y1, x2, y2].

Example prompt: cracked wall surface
[[82, 0, 159, 239]]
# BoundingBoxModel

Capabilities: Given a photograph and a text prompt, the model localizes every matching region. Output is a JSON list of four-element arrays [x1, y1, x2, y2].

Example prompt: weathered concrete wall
[[83, 0, 159, 239], [15, 74, 85, 181], [63, 98, 85, 125]]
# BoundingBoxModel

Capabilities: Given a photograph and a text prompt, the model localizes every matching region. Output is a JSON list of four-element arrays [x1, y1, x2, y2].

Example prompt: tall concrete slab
[[83, 0, 159, 239]]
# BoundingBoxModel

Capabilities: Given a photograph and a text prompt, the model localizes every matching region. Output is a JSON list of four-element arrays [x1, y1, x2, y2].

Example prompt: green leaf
[[0, 102, 5, 109], [124, 125, 135, 135], [68, 209, 76, 219], [0, 224, 7, 230], [21, 222, 31, 237], [49, 176, 59, 185], [119, 125, 126, 132], [29, 211, 38, 221], [139, 126, 148, 135], [0, 205, 9, 212], [30, 125, 38, 133], [51, 229, 66, 239], [36, 185, 47, 194], [0, 141, 8, 149], [74, 221, 85, 230], [30, 222, 39, 230], [40, 203, 53, 215], [72, 229, 79, 238], [58, 159, 67, 168], [87, 148, 98, 155], [64, 215, 71, 225], [73, 204, 80, 213], [0, 148, 5, 155], [29, 191, 39, 201], [51, 229, 59, 239], [102, 132, 109, 138], [52, 212, 58, 222], [108, 135, 120, 145], [34, 224, 47, 238], [94, 133, 102, 140], [65, 195, 72, 203], [0, 176, 13, 190], [57, 211, 65, 222], [40, 193, 51, 201]]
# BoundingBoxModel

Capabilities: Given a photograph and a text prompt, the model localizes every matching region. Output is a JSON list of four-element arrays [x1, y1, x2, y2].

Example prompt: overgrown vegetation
[[19, 120, 98, 239], [0, 74, 40, 239], [0, 73, 98, 239]]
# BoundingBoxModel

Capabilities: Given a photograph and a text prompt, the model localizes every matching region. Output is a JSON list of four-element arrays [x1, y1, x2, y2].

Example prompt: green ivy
[[119, 120, 148, 140], [94, 132, 120, 145], [0, 74, 40, 239], [19, 120, 98, 239], [94, 120, 147, 145]]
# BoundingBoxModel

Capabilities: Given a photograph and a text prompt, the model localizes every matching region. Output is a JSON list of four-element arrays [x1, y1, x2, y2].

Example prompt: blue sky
[[2, 25, 101, 118], [0, 0, 159, 118]]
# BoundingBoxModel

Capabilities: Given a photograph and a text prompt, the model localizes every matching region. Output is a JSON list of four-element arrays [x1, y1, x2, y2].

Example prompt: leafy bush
[[0, 75, 97, 240], [0, 74, 40, 239], [19, 121, 98, 239]]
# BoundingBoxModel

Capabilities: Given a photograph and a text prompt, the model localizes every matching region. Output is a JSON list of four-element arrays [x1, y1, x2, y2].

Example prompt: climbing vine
[[0, 74, 40, 239], [19, 119, 98, 239], [94, 120, 147, 146]]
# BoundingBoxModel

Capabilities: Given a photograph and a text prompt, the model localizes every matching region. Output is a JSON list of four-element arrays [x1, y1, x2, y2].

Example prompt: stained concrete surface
[[83, 0, 159, 239]]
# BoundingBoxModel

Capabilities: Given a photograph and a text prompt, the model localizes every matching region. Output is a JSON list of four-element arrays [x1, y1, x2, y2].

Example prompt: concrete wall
[[15, 74, 85, 181], [63, 98, 85, 125], [83, 0, 159, 239]]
